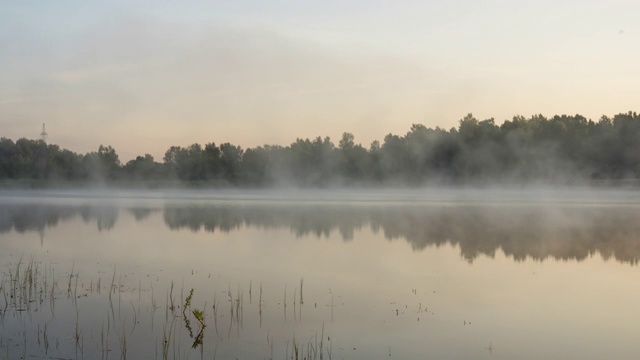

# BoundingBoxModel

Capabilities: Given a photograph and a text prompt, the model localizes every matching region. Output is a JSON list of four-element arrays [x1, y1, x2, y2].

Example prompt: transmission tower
[[40, 123, 48, 142]]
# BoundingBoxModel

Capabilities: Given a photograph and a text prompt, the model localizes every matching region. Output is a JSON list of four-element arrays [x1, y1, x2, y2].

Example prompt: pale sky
[[1, 0, 639, 161]]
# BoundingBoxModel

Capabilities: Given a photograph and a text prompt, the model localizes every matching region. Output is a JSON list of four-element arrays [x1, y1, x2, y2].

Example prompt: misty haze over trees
[[2, 112, 640, 187]]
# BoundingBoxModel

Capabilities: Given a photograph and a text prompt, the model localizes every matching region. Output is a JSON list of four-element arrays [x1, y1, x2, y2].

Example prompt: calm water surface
[[1, 189, 640, 359]]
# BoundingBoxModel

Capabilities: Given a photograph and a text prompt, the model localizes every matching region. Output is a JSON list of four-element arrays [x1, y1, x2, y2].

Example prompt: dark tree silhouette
[[2, 111, 640, 187]]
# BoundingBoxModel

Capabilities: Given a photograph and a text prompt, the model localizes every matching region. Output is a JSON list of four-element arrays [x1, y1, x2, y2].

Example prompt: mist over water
[[2, 188, 640, 359], [3, 188, 640, 264]]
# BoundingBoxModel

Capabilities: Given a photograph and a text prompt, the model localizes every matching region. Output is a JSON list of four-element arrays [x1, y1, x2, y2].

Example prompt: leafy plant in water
[[183, 288, 206, 348], [192, 308, 205, 327], [183, 288, 193, 314]]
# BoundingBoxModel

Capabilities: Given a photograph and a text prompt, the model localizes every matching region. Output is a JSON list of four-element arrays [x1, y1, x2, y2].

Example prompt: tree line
[[1, 111, 639, 186]]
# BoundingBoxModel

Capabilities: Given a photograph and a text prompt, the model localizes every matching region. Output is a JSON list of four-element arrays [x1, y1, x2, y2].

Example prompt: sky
[[1, 0, 639, 162]]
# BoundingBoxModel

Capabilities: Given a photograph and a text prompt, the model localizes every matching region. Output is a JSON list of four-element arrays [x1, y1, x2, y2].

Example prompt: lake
[[1, 188, 640, 359]]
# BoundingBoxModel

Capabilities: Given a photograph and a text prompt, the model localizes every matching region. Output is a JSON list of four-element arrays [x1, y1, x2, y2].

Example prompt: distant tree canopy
[[2, 112, 640, 187]]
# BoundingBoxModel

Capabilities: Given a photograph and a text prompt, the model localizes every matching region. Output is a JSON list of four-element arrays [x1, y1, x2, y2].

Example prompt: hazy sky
[[1, 1, 639, 161]]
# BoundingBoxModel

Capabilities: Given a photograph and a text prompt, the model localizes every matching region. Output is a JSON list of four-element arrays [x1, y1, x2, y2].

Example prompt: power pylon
[[40, 123, 48, 142]]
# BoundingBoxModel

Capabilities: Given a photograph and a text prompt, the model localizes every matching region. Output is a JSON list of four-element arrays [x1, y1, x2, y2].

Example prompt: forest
[[1, 112, 639, 187]]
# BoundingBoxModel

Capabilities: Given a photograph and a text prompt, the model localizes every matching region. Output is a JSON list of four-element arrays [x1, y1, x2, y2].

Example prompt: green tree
[[124, 154, 159, 181], [98, 145, 121, 179], [219, 143, 243, 183], [338, 132, 369, 183]]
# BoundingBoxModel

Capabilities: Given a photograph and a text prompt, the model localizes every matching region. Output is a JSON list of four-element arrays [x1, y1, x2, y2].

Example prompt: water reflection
[[2, 195, 640, 359], [162, 204, 640, 264], [128, 207, 157, 222], [2, 201, 640, 264], [0, 203, 120, 233]]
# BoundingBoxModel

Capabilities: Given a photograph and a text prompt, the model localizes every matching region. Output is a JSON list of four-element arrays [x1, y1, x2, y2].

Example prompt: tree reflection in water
[[2, 201, 640, 264]]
